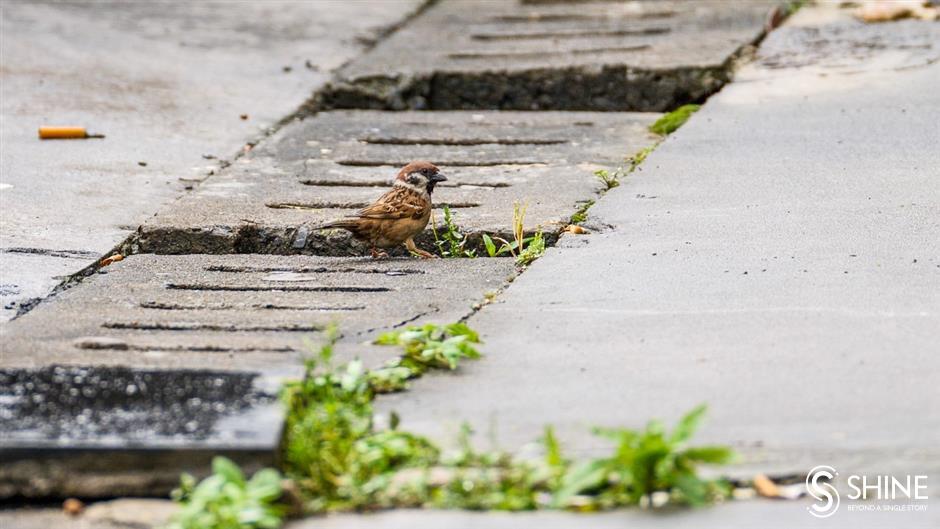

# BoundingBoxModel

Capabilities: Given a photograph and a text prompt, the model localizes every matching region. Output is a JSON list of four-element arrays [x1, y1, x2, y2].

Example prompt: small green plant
[[515, 231, 544, 267], [479, 201, 545, 265], [431, 205, 476, 258], [374, 322, 482, 375], [594, 167, 624, 190], [628, 145, 655, 171], [167, 456, 285, 529], [570, 200, 594, 224], [649, 104, 700, 136], [281, 325, 443, 511], [481, 233, 513, 258], [552, 404, 735, 509]]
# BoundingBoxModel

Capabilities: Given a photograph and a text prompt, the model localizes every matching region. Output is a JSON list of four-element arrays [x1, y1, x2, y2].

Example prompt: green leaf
[[482, 234, 497, 257], [670, 404, 707, 444], [681, 446, 735, 464], [374, 331, 400, 345], [675, 472, 708, 506], [247, 469, 282, 501], [212, 456, 245, 487], [552, 459, 608, 507], [542, 426, 564, 468]]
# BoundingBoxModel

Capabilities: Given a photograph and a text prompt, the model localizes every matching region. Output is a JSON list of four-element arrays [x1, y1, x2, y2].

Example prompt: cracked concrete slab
[[316, 0, 777, 111], [0, 0, 425, 322], [369, 3, 940, 508], [137, 111, 659, 256], [0, 254, 514, 498]]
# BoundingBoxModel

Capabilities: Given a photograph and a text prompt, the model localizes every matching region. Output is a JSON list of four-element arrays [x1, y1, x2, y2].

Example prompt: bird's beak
[[431, 172, 448, 183]]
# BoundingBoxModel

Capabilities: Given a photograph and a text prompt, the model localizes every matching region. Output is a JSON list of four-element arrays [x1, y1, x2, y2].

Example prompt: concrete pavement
[[371, 4, 940, 526], [2, 1, 938, 527], [0, 0, 424, 322]]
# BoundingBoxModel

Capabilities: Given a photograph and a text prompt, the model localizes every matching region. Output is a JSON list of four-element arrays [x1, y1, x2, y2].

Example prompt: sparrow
[[320, 161, 447, 258]]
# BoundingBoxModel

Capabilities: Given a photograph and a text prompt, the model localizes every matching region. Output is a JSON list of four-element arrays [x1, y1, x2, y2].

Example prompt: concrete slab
[[0, 0, 424, 321], [317, 0, 777, 111], [137, 111, 659, 256], [368, 2, 940, 509], [0, 254, 514, 497]]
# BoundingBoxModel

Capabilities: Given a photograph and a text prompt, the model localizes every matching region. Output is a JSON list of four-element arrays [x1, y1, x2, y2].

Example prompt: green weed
[[431, 205, 476, 258], [167, 457, 284, 529], [628, 146, 655, 171], [479, 201, 544, 266], [570, 200, 594, 224], [173, 323, 736, 521], [552, 404, 735, 509], [374, 322, 481, 375], [594, 168, 624, 190], [649, 104, 700, 136], [279, 326, 445, 512]]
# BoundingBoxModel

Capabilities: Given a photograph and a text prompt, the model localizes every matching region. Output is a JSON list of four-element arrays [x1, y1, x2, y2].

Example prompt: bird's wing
[[354, 189, 429, 220]]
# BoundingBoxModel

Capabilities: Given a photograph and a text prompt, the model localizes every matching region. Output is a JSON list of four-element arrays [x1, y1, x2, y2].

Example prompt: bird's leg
[[370, 247, 389, 259], [405, 237, 436, 259]]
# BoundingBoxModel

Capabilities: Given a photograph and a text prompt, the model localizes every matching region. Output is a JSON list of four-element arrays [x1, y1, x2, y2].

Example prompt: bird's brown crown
[[396, 161, 439, 180]]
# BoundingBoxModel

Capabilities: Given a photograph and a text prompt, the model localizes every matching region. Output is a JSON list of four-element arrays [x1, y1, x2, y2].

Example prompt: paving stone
[[137, 111, 659, 256], [316, 0, 777, 111], [0, 254, 515, 498]]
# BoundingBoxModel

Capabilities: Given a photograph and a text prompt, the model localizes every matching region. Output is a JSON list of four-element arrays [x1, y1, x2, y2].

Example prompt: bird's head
[[395, 161, 447, 196]]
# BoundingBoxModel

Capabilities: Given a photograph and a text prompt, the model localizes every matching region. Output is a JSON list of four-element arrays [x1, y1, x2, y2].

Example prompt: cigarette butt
[[100, 254, 124, 267], [38, 126, 105, 139]]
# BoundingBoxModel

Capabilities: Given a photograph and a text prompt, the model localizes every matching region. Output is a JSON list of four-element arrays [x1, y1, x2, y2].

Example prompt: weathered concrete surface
[[137, 111, 659, 256], [0, 498, 176, 529], [317, 0, 777, 111], [2, 498, 938, 529], [0, 254, 513, 497], [286, 500, 940, 529], [0, 0, 425, 322], [370, 2, 940, 515]]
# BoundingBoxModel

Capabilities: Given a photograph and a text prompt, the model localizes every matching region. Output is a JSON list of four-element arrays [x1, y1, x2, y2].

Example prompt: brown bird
[[321, 161, 447, 258]]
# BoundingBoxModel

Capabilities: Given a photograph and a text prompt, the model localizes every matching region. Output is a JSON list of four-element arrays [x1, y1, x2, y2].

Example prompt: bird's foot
[[413, 248, 437, 259], [370, 248, 390, 259]]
